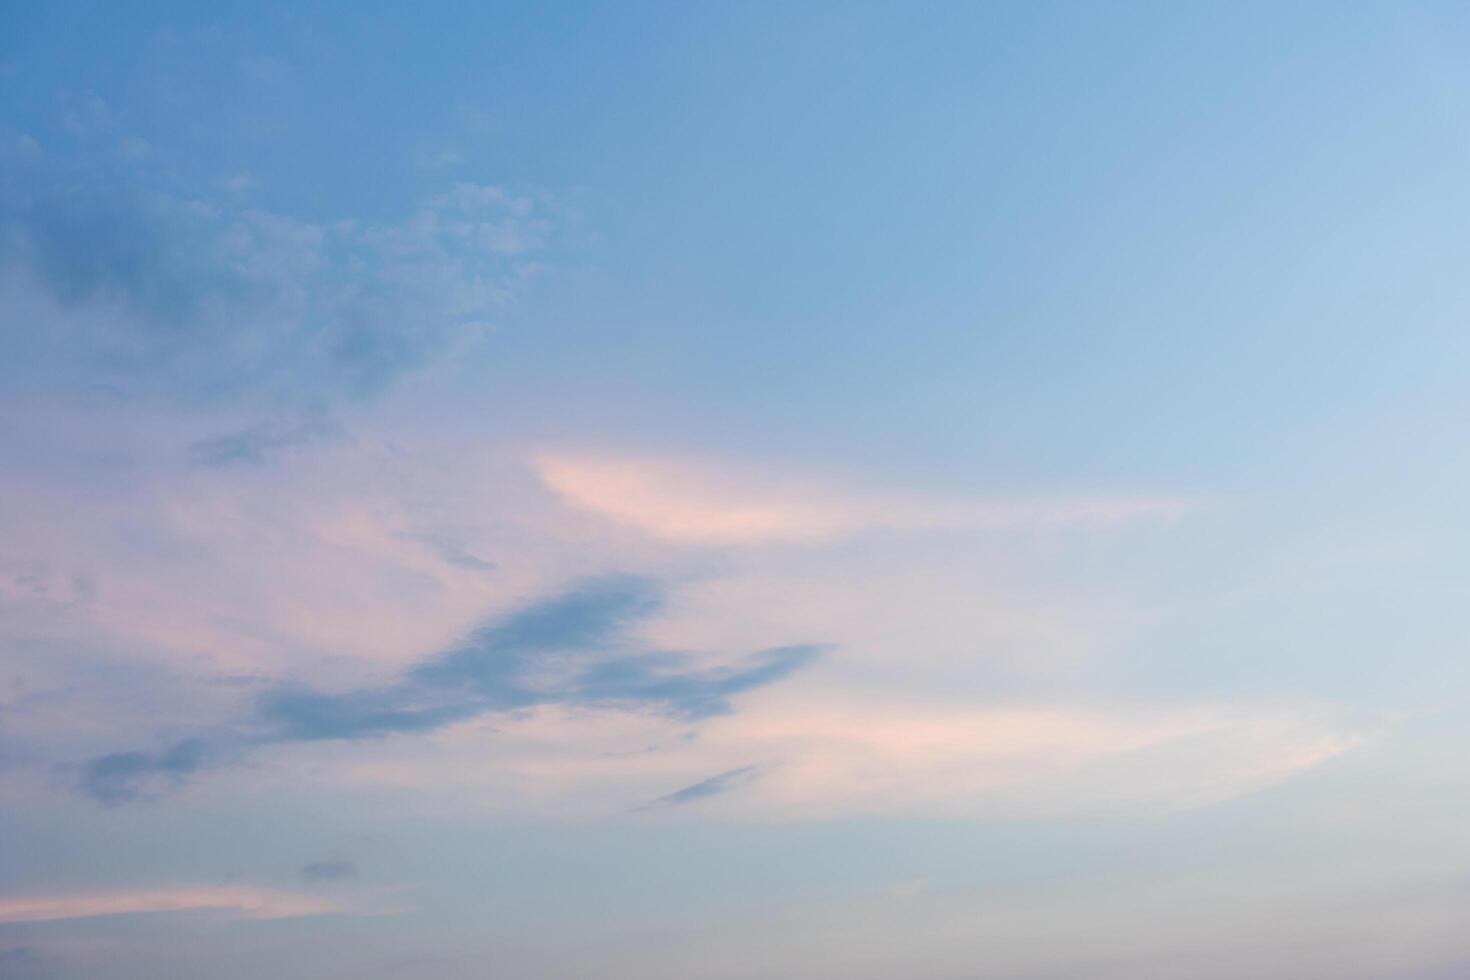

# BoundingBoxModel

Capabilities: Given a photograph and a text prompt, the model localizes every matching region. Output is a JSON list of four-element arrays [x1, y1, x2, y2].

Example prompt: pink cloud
[[0, 886, 338, 924], [535, 451, 1195, 544]]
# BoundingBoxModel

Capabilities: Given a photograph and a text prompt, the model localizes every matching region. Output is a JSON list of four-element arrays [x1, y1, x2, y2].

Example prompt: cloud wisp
[[300, 860, 358, 882], [187, 409, 343, 467], [0, 886, 337, 924], [74, 575, 824, 804], [535, 452, 1195, 545], [638, 765, 761, 810], [76, 738, 215, 806]]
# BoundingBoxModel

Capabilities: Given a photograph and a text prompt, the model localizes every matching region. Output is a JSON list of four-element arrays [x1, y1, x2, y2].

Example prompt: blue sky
[[4, 2, 1470, 978]]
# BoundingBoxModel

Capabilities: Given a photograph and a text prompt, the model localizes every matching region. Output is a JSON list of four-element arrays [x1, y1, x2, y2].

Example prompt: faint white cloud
[[59, 91, 113, 136], [216, 171, 258, 194], [1, 129, 43, 160], [414, 148, 464, 171], [116, 135, 151, 160], [241, 54, 289, 87]]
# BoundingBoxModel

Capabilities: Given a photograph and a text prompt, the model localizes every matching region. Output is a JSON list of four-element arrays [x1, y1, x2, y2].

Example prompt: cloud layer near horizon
[[0, 886, 339, 924]]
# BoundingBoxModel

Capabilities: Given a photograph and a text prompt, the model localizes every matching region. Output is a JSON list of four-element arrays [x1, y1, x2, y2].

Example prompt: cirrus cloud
[[535, 452, 1195, 545], [0, 886, 338, 924]]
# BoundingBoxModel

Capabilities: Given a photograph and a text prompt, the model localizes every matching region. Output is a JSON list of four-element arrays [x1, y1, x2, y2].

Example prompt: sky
[[3, 1, 1470, 977]]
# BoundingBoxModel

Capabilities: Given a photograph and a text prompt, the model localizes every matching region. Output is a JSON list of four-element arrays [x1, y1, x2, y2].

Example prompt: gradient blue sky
[[4, 3, 1470, 978]]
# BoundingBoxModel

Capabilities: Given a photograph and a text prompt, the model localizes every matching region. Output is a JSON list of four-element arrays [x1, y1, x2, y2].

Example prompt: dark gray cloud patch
[[641, 766, 760, 810], [15, 188, 226, 326], [188, 410, 342, 467], [405, 578, 820, 720], [434, 547, 496, 572], [258, 685, 481, 742], [0, 945, 47, 980], [396, 531, 496, 572], [0, 946, 39, 964], [73, 575, 825, 803], [570, 644, 821, 719], [301, 859, 358, 882], [410, 575, 664, 700], [426, 575, 661, 666], [1, 186, 325, 400], [78, 737, 212, 805]]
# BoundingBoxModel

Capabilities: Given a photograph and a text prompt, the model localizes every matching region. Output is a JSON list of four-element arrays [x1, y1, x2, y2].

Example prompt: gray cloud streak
[[73, 575, 824, 804], [640, 766, 760, 810], [300, 860, 357, 882]]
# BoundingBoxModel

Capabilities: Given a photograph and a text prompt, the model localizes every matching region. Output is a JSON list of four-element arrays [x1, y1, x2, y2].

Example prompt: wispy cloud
[[216, 171, 258, 194], [187, 409, 342, 467], [282, 695, 1356, 821], [58, 90, 114, 136], [78, 738, 214, 806], [72, 575, 825, 803], [0, 886, 337, 924], [300, 860, 357, 882], [414, 148, 464, 171], [0, 946, 42, 974], [640, 765, 759, 809], [395, 531, 497, 572], [690, 698, 1359, 818], [536, 453, 1194, 545]]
